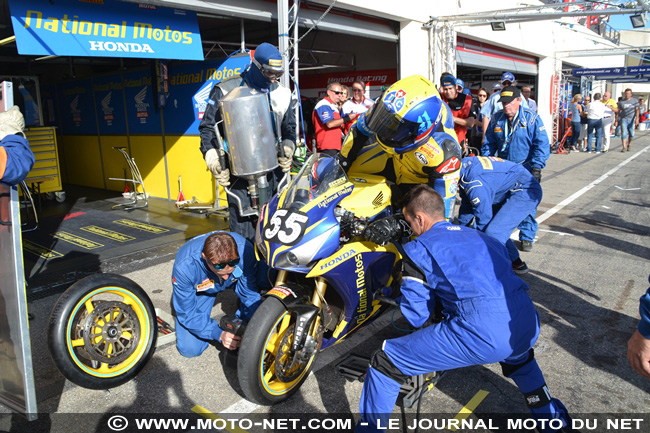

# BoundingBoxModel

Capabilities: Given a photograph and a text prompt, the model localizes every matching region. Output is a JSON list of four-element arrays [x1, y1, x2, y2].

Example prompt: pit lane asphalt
[[3, 135, 650, 432]]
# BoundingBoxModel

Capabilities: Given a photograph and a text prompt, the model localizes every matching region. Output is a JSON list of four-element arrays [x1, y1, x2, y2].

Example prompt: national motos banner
[[8, 0, 203, 60]]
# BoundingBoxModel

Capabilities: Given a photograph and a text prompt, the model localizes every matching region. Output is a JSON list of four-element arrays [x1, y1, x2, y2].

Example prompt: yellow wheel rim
[[260, 311, 317, 396], [66, 287, 150, 378]]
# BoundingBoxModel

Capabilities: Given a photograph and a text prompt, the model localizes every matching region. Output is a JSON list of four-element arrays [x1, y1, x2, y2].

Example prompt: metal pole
[[240, 19, 245, 52], [277, 0, 290, 89], [292, 0, 300, 143]]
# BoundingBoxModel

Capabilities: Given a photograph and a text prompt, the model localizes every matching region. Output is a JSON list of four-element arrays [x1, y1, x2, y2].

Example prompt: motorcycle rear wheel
[[48, 273, 157, 389], [238, 297, 319, 405]]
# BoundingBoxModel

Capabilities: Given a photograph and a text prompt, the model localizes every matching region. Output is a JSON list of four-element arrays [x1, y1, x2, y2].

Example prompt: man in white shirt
[[601, 91, 618, 153], [522, 86, 537, 112], [341, 80, 374, 135], [586, 93, 606, 153]]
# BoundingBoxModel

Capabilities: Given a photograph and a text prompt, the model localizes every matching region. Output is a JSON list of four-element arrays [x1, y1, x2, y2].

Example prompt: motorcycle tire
[[48, 273, 157, 390], [238, 297, 319, 405]]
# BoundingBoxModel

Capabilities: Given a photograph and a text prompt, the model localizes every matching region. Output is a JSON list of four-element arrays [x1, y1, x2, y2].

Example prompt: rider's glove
[[364, 215, 412, 246], [278, 139, 295, 173], [205, 148, 230, 187], [531, 167, 542, 183]]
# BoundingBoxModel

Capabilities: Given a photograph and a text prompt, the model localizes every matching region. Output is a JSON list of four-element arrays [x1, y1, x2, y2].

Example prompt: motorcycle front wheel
[[237, 297, 319, 405], [48, 273, 157, 389]]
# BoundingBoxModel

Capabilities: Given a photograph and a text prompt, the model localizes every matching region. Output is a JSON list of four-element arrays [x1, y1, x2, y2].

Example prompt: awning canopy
[[122, 0, 399, 42], [456, 36, 538, 75]]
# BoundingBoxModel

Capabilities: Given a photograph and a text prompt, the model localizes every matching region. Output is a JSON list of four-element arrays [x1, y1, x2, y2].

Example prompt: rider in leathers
[[338, 75, 461, 220], [199, 43, 296, 241]]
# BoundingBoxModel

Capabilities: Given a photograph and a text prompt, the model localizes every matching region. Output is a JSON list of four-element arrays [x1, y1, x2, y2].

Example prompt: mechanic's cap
[[501, 72, 515, 84], [252, 42, 284, 79], [492, 82, 502, 90], [456, 78, 465, 89], [441, 74, 457, 88], [499, 86, 521, 104]]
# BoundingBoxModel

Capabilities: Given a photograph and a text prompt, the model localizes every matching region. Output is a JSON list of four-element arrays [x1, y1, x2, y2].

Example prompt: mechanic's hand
[[531, 167, 542, 183], [627, 330, 650, 379], [220, 330, 242, 350], [215, 168, 231, 187], [0, 106, 25, 141], [278, 139, 295, 172], [205, 148, 222, 176], [364, 216, 403, 246]]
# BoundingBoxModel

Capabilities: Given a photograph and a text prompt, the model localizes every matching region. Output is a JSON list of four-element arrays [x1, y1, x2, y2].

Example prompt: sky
[[608, 14, 642, 31]]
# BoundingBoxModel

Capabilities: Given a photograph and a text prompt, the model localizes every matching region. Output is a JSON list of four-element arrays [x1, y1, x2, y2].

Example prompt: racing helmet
[[362, 75, 444, 154]]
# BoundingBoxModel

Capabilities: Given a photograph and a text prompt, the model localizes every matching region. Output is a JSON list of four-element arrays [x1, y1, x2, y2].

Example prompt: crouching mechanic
[[0, 106, 34, 186], [199, 42, 296, 241], [172, 231, 261, 357], [358, 185, 571, 433], [457, 156, 542, 275], [339, 75, 461, 221], [482, 86, 549, 252]]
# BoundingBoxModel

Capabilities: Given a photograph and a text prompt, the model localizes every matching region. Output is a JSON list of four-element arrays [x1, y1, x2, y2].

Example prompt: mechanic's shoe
[[520, 240, 534, 252], [512, 261, 529, 275]]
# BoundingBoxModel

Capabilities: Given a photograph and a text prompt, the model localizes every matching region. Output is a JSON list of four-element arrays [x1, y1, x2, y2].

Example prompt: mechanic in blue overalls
[[171, 231, 261, 357], [359, 185, 571, 433], [0, 106, 34, 186], [628, 276, 650, 378], [482, 86, 549, 253], [457, 155, 542, 275]]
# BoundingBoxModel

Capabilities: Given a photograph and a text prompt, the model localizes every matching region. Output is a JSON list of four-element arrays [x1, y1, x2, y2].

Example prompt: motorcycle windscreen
[[281, 155, 349, 209], [0, 184, 38, 420]]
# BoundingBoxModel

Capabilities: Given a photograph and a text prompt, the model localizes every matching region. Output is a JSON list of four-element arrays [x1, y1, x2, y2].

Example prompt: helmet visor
[[252, 57, 284, 80], [365, 100, 421, 149]]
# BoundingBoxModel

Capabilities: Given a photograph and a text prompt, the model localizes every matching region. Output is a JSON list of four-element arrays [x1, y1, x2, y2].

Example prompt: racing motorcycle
[[237, 154, 403, 405]]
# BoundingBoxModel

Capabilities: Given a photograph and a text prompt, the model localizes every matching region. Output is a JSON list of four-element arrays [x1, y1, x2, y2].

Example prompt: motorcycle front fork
[[274, 270, 325, 355]]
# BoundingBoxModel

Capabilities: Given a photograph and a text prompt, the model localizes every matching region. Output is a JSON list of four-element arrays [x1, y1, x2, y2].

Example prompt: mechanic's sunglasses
[[330, 90, 345, 95], [212, 258, 239, 270]]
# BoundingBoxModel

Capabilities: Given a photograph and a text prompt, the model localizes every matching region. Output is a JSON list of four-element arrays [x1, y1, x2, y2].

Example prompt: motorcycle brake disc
[[81, 301, 141, 364], [274, 324, 308, 382]]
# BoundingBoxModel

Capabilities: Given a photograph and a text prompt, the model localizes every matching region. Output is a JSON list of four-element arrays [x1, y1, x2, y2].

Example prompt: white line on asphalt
[[601, 205, 610, 209], [615, 186, 641, 191], [511, 144, 649, 240], [217, 312, 394, 415], [537, 229, 574, 236]]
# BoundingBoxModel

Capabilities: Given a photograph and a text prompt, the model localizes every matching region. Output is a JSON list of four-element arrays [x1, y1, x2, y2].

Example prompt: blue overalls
[[357, 222, 569, 432], [171, 231, 261, 357], [482, 106, 549, 243], [457, 156, 542, 261], [0, 134, 35, 186]]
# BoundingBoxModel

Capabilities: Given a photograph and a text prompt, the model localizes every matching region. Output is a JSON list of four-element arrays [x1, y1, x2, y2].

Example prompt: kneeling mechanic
[[358, 185, 572, 432], [172, 231, 261, 357]]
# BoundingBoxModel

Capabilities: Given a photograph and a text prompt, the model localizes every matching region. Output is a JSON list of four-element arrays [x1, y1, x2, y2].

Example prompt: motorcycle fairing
[[339, 174, 393, 220], [261, 180, 355, 272], [309, 242, 401, 350]]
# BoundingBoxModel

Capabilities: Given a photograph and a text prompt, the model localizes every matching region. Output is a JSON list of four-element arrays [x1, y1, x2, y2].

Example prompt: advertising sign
[[8, 0, 203, 60], [58, 79, 97, 135], [163, 54, 250, 135], [93, 74, 127, 135], [572, 67, 624, 76], [298, 68, 397, 99], [123, 70, 161, 134]]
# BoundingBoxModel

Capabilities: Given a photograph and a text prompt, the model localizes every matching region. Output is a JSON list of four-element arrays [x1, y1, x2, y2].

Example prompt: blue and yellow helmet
[[363, 75, 444, 154]]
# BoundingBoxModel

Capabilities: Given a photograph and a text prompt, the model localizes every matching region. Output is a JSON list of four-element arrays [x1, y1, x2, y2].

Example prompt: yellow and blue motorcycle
[[238, 154, 403, 405]]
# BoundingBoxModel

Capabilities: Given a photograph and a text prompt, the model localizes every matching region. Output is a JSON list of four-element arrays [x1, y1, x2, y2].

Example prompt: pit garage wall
[[43, 57, 249, 203]]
